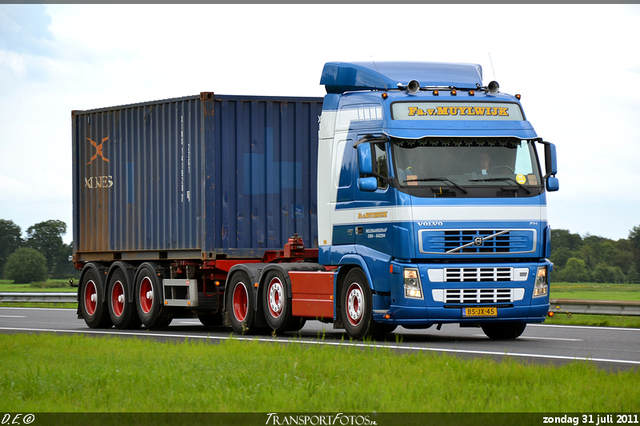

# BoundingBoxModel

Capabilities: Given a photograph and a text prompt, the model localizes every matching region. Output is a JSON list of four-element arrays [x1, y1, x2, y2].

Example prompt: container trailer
[[73, 61, 559, 339]]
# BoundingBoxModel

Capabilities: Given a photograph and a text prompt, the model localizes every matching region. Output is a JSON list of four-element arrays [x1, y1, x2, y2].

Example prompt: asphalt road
[[1, 306, 639, 371]]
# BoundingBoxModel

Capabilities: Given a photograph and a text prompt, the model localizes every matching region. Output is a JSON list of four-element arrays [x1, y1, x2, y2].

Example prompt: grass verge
[[545, 312, 640, 328], [0, 279, 77, 292], [0, 333, 638, 413], [550, 282, 640, 301]]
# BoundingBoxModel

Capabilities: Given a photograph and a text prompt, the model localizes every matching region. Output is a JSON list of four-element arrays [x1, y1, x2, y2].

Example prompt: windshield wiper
[[469, 177, 531, 194], [404, 177, 468, 194]]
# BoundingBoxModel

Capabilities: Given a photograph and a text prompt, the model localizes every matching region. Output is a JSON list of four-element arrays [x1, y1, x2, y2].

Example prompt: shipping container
[[72, 93, 324, 263]]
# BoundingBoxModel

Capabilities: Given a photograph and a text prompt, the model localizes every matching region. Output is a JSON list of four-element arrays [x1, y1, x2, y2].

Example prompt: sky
[[1, 4, 640, 245]]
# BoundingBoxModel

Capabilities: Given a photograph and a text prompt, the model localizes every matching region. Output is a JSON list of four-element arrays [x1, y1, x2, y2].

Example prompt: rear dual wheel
[[79, 267, 112, 329], [135, 263, 173, 329], [226, 272, 257, 335], [261, 270, 306, 334], [107, 269, 141, 330]]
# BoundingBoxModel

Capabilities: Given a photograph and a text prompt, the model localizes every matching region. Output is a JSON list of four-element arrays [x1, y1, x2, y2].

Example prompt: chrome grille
[[444, 288, 515, 304], [445, 267, 513, 282], [419, 229, 536, 255]]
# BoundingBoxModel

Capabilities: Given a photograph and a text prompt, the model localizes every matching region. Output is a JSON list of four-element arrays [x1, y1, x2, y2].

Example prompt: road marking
[[1, 326, 639, 367], [0, 315, 26, 318], [530, 323, 640, 332], [473, 334, 582, 342]]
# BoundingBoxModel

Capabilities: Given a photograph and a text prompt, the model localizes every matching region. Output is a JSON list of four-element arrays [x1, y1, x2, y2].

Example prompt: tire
[[481, 322, 527, 340], [226, 272, 257, 335], [79, 266, 112, 329], [134, 263, 173, 329], [261, 270, 295, 334], [341, 268, 375, 340], [107, 268, 141, 330]]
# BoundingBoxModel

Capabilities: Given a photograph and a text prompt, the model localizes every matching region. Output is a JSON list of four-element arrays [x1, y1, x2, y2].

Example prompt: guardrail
[[1, 293, 639, 316], [0, 292, 77, 303], [550, 299, 640, 316]]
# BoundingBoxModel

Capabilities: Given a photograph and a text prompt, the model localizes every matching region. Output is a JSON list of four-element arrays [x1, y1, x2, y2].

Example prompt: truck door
[[354, 136, 395, 257]]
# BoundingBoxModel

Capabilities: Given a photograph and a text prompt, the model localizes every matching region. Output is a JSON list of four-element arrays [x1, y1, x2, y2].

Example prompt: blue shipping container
[[72, 93, 324, 261]]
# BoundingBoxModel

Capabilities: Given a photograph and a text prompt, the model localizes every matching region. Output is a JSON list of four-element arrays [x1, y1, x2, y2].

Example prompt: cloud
[[0, 5, 55, 56], [0, 5, 59, 87]]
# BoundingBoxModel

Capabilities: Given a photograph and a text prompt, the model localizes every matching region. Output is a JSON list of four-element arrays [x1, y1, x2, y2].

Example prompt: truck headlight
[[404, 268, 423, 299], [533, 266, 548, 297]]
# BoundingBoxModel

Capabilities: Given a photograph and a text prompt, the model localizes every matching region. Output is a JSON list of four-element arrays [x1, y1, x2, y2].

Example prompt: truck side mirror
[[356, 143, 377, 192], [547, 176, 559, 192], [543, 142, 559, 192], [358, 177, 378, 192], [357, 143, 373, 175], [544, 142, 558, 177]]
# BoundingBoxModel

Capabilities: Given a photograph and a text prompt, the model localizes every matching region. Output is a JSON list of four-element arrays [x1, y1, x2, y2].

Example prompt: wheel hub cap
[[268, 279, 284, 318], [347, 285, 363, 325]]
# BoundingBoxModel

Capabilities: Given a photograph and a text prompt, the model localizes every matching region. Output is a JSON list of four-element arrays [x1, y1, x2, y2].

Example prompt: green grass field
[[0, 278, 77, 292], [0, 333, 638, 413], [551, 282, 640, 301]]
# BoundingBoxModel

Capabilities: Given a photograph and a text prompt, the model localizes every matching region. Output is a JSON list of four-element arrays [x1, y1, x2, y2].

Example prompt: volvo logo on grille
[[473, 236, 484, 246]]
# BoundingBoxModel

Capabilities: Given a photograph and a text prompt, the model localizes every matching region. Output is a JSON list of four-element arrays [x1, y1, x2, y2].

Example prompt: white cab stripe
[[330, 205, 545, 226]]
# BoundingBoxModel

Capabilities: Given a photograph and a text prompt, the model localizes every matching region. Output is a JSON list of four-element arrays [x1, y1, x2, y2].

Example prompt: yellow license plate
[[463, 307, 497, 317]]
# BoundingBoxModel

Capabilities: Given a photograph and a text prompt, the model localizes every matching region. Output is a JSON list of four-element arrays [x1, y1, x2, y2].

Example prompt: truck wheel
[[226, 272, 257, 335], [261, 270, 294, 334], [107, 269, 141, 330], [341, 269, 374, 340], [481, 322, 526, 340], [79, 267, 111, 329], [135, 264, 173, 329]]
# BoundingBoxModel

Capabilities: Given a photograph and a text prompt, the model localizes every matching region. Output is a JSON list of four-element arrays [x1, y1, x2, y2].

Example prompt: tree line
[[0, 219, 76, 283], [1, 218, 640, 284], [550, 227, 640, 283]]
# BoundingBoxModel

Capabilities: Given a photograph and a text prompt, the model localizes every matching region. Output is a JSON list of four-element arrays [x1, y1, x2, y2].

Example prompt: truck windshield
[[391, 137, 543, 195]]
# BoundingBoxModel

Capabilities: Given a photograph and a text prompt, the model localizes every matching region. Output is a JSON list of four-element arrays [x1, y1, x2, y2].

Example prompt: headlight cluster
[[534, 266, 548, 297], [404, 268, 424, 299]]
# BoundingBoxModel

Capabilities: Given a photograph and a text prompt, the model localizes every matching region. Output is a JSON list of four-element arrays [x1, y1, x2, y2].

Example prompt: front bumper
[[372, 260, 550, 327]]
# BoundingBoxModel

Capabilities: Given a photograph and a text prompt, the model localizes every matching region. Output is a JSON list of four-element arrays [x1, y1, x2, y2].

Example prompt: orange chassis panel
[[288, 271, 334, 319]]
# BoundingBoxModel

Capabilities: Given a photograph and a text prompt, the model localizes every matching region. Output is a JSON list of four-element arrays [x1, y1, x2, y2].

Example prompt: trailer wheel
[[341, 269, 374, 340], [79, 267, 111, 329], [481, 322, 526, 340], [135, 264, 172, 329], [107, 269, 141, 330], [261, 270, 294, 334], [226, 272, 256, 335]]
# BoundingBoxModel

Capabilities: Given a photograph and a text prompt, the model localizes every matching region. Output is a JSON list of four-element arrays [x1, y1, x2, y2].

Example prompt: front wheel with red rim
[[79, 265, 111, 329], [341, 269, 374, 340], [226, 272, 257, 335], [261, 270, 294, 334], [107, 268, 141, 330], [134, 263, 172, 329]]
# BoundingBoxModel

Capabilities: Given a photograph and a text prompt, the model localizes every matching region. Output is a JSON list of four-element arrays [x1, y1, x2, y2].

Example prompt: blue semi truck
[[73, 61, 558, 340]]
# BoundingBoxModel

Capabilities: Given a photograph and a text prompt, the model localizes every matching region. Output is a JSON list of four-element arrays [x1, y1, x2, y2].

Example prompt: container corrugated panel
[[72, 93, 323, 260]]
